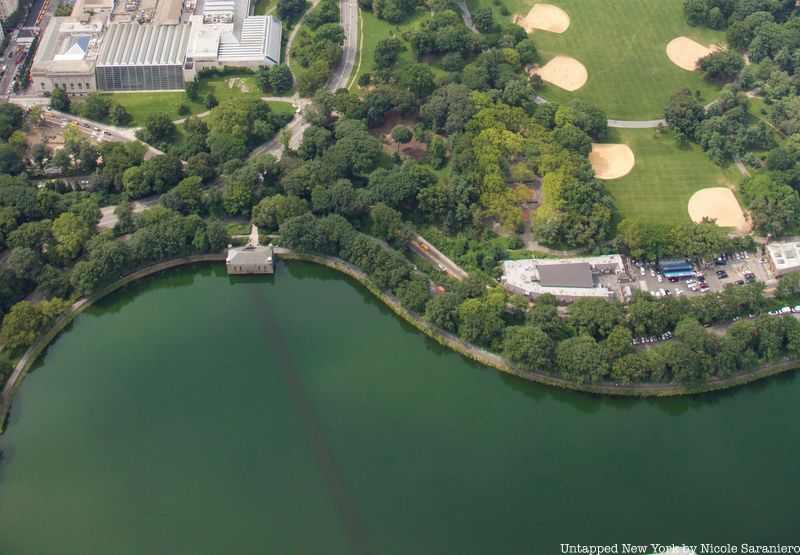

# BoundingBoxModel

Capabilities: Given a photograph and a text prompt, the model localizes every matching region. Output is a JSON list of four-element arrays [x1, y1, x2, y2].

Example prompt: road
[[97, 198, 159, 230], [410, 234, 468, 281], [457, 1, 478, 33], [328, 0, 359, 92]]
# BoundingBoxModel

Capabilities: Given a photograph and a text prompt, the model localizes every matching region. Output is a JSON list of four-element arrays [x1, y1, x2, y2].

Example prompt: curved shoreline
[[2, 252, 800, 433]]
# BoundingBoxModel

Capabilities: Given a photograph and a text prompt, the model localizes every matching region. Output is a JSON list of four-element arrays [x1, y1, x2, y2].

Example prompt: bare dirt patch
[[527, 55, 587, 92], [369, 113, 428, 161], [226, 77, 251, 93], [514, 3, 570, 33], [688, 187, 750, 233], [666, 36, 719, 71], [589, 143, 635, 180]]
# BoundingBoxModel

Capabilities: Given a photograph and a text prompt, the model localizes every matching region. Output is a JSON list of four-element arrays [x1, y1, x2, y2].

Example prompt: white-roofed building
[[31, 17, 105, 95], [501, 255, 632, 303], [767, 240, 800, 277], [183, 13, 281, 80], [36, 0, 282, 93]]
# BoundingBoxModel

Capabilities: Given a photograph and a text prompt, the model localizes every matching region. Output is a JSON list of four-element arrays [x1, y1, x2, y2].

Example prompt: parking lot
[[630, 251, 773, 298]]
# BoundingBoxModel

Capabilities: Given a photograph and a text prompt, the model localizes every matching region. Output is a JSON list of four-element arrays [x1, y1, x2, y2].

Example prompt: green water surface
[[0, 262, 798, 554]]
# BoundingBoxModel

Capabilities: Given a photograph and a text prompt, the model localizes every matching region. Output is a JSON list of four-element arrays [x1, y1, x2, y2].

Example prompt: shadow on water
[[245, 284, 374, 555]]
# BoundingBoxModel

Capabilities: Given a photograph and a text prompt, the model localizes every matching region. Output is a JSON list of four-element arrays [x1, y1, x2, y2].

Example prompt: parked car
[[716, 270, 728, 279]]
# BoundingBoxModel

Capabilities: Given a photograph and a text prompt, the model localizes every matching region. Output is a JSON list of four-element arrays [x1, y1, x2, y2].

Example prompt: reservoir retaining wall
[[3, 251, 800, 433]]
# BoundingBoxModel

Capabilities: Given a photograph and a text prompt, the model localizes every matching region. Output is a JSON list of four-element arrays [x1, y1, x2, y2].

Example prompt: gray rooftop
[[537, 262, 594, 288], [226, 245, 274, 265], [96, 22, 190, 66]]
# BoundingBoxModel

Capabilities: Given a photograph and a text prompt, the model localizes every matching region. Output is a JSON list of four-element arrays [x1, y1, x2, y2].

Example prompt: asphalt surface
[[411, 235, 467, 281], [328, 0, 358, 92]]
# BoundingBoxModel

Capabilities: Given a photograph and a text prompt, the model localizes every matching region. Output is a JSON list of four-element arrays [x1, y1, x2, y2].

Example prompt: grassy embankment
[[103, 76, 294, 125], [350, 9, 434, 89]]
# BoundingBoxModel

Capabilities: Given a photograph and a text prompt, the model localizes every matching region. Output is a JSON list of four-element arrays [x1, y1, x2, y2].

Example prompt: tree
[[296, 59, 332, 97], [373, 0, 420, 22], [161, 175, 203, 215], [683, 0, 709, 26], [555, 335, 610, 384], [425, 291, 460, 332], [311, 179, 358, 217], [611, 353, 651, 385], [698, 50, 745, 81], [568, 297, 625, 340], [390, 124, 412, 155], [0, 144, 26, 175], [80, 93, 112, 122], [0, 104, 24, 143], [456, 293, 504, 347], [552, 123, 591, 156], [52, 212, 91, 260], [396, 275, 430, 313], [268, 64, 294, 94], [399, 63, 436, 100], [299, 125, 333, 160], [515, 38, 538, 64], [0, 300, 43, 349], [473, 6, 493, 32], [503, 325, 554, 372], [7, 245, 41, 280], [665, 88, 705, 140], [370, 203, 408, 247], [109, 104, 132, 126], [36, 265, 71, 298], [50, 87, 71, 112], [374, 37, 403, 68], [776, 271, 800, 299], [207, 133, 248, 163], [178, 104, 191, 116], [205, 93, 219, 109], [603, 326, 634, 359], [136, 112, 176, 145], [185, 79, 200, 102], [278, 0, 307, 22], [251, 194, 308, 231]]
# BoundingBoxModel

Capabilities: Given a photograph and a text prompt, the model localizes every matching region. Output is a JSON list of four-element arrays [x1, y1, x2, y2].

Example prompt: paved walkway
[[284, 0, 322, 70], [248, 224, 260, 247], [457, 0, 478, 33]]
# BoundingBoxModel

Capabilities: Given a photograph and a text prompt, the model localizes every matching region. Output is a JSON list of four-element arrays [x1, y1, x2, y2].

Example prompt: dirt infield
[[666, 36, 719, 71], [589, 143, 635, 179], [688, 187, 750, 232], [528, 56, 587, 91], [514, 3, 570, 33]]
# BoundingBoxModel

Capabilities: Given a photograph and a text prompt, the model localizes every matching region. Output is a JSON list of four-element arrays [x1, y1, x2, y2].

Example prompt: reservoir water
[[0, 262, 798, 553]]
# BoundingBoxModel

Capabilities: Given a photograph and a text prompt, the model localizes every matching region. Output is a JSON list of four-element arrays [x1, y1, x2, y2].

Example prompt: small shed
[[226, 245, 274, 275]]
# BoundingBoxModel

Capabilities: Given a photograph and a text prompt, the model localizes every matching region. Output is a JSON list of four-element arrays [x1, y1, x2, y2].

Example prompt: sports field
[[474, 0, 726, 119], [602, 128, 741, 225]]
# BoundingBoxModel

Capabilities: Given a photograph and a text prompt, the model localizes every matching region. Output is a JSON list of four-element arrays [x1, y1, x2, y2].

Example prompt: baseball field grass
[[471, 0, 727, 119], [603, 128, 742, 225]]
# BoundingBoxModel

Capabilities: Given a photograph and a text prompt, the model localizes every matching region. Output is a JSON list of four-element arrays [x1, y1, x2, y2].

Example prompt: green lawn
[[253, 0, 277, 14], [603, 128, 742, 225], [470, 0, 727, 119], [350, 8, 433, 89], [102, 76, 292, 125]]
